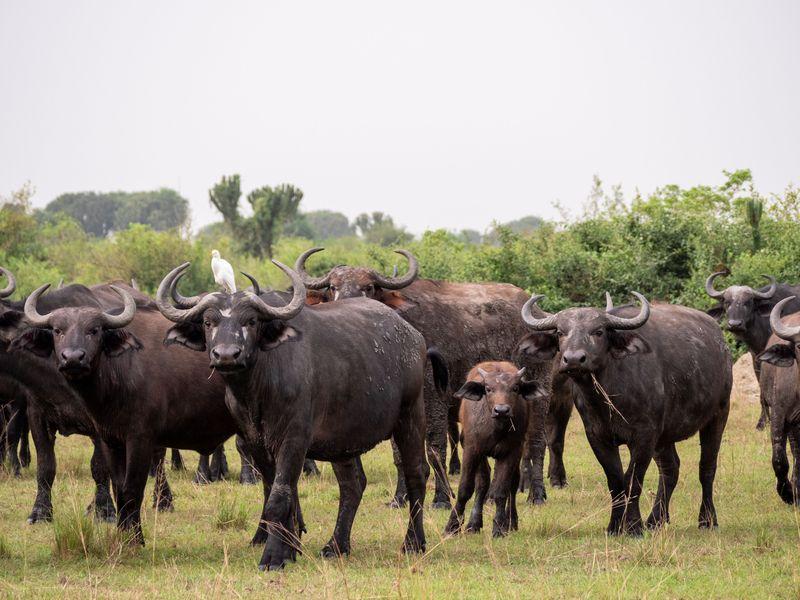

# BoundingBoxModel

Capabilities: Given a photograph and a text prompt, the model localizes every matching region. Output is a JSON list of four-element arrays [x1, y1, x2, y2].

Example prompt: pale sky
[[1, 1, 798, 235]]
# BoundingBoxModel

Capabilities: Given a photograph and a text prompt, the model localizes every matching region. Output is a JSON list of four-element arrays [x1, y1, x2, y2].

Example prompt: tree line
[[2, 169, 798, 357]]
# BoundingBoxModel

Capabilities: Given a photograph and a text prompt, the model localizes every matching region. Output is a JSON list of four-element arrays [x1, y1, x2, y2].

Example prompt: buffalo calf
[[444, 362, 545, 537]]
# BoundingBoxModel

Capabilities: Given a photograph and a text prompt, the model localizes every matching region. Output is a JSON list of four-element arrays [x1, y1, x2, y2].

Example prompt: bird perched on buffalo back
[[211, 249, 236, 294]]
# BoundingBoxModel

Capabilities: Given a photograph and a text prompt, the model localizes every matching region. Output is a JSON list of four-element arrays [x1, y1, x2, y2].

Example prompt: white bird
[[211, 249, 236, 294]]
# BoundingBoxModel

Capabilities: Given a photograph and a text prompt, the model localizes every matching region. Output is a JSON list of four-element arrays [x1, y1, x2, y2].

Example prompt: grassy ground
[[0, 396, 798, 599]]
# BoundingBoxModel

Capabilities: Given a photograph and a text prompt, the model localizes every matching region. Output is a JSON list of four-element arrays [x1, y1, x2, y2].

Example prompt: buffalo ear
[[515, 333, 558, 362], [757, 343, 796, 367], [305, 290, 327, 306], [10, 328, 54, 357], [519, 379, 547, 402], [454, 380, 485, 402], [382, 291, 414, 312], [164, 323, 206, 351], [0, 309, 24, 343], [706, 305, 724, 322], [609, 331, 651, 359], [259, 323, 302, 351], [103, 329, 143, 357]]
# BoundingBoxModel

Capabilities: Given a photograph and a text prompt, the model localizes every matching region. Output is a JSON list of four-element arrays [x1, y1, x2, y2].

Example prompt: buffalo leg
[[447, 402, 461, 475], [5, 400, 25, 477], [170, 448, 185, 471], [237, 435, 260, 485], [585, 432, 626, 535], [465, 457, 490, 533], [150, 447, 174, 512], [547, 396, 572, 488], [209, 444, 229, 481], [194, 453, 212, 484], [258, 434, 306, 571], [444, 450, 476, 535], [789, 429, 800, 505], [18, 410, 30, 468], [646, 443, 680, 529], [525, 392, 549, 505], [619, 442, 653, 536], [698, 409, 728, 528], [248, 445, 276, 545], [426, 384, 451, 509], [769, 409, 795, 505], [89, 438, 116, 522], [302, 458, 320, 476], [753, 358, 769, 431], [116, 441, 155, 545], [27, 403, 56, 524], [388, 439, 407, 508], [492, 454, 521, 537], [393, 391, 427, 554], [321, 458, 365, 557]]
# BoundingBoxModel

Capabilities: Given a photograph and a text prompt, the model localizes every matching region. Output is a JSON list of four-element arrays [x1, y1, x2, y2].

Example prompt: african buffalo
[[754, 297, 800, 505], [155, 260, 429, 571], [294, 248, 560, 506], [705, 271, 800, 429], [518, 293, 731, 534], [444, 362, 545, 538], [12, 282, 239, 544]]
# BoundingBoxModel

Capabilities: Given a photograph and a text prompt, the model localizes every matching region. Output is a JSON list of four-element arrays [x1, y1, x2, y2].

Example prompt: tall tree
[[208, 175, 303, 258], [354, 211, 411, 246], [304, 210, 354, 239]]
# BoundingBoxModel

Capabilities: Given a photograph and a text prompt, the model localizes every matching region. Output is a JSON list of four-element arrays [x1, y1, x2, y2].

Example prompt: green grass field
[[1, 395, 798, 599]]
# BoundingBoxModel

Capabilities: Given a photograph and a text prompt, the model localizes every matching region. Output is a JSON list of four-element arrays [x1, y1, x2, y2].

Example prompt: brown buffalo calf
[[444, 362, 545, 537]]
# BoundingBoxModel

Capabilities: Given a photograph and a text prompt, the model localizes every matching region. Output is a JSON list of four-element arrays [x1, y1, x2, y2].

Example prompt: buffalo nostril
[[493, 405, 511, 415], [212, 349, 221, 359], [579, 354, 586, 363], [232, 348, 241, 359]]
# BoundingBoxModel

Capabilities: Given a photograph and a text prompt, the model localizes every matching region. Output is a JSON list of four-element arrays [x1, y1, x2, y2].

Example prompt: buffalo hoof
[[431, 499, 452, 510], [153, 496, 174, 513], [401, 535, 425, 554], [91, 501, 117, 523], [250, 530, 269, 546], [443, 517, 462, 536], [492, 527, 509, 539], [302, 459, 321, 477], [320, 540, 350, 558], [240, 471, 258, 485], [259, 541, 297, 572], [27, 506, 53, 524], [465, 520, 482, 533], [193, 472, 211, 485], [386, 495, 406, 509], [526, 489, 547, 506], [448, 462, 461, 476], [645, 515, 668, 530]]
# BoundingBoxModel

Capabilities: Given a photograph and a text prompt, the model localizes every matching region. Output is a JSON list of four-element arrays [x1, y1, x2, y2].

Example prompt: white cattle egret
[[211, 249, 236, 293]]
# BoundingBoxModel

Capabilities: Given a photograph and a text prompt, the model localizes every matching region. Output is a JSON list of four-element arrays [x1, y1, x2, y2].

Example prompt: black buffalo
[[754, 297, 800, 505], [12, 282, 238, 544], [294, 248, 560, 506], [518, 293, 732, 534], [0, 378, 30, 477], [705, 271, 800, 429], [155, 260, 429, 571]]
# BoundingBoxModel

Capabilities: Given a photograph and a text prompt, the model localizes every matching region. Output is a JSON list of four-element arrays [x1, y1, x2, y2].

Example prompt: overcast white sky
[[1, 1, 798, 235]]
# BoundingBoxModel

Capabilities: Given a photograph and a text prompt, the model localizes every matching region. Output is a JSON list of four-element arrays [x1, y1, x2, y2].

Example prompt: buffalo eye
[[248, 318, 257, 327], [53, 328, 62, 336], [593, 329, 604, 337], [556, 331, 565, 338], [204, 319, 212, 328], [87, 327, 99, 336], [329, 285, 336, 292]]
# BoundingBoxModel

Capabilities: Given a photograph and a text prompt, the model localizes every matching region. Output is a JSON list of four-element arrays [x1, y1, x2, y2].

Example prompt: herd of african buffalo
[[1, 251, 799, 571]]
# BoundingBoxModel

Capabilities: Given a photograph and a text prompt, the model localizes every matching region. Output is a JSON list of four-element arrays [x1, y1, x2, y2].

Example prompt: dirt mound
[[731, 353, 760, 405]]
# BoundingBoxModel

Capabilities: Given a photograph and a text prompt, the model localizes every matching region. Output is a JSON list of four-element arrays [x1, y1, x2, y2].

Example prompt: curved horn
[[605, 292, 614, 311], [156, 263, 221, 323], [605, 292, 650, 330], [705, 271, 726, 300], [769, 296, 800, 342], [244, 261, 306, 321], [23, 284, 53, 328], [372, 250, 418, 290], [168, 272, 204, 309], [101, 286, 137, 329], [294, 247, 332, 289], [0, 267, 16, 298], [241, 272, 261, 296], [520, 294, 558, 331], [753, 275, 777, 300]]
